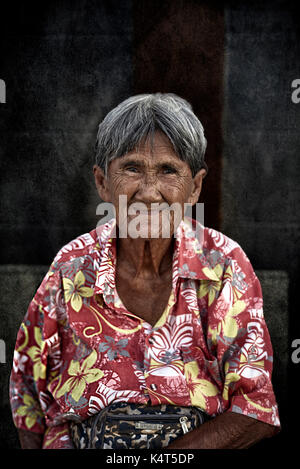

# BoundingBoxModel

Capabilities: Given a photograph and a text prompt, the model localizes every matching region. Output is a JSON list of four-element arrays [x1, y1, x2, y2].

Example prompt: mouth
[[128, 201, 171, 213], [116, 199, 184, 239]]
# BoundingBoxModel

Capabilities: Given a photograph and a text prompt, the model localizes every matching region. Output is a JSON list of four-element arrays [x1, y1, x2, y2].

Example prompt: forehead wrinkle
[[121, 146, 182, 166], [126, 144, 177, 157]]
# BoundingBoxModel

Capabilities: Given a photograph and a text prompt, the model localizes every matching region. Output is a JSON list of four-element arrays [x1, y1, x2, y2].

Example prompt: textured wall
[[0, 0, 134, 265], [0, 266, 48, 448], [221, 0, 300, 437], [133, 0, 225, 230]]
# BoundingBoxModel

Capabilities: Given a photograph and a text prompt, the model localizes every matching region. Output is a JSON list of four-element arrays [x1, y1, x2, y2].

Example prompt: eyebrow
[[120, 159, 144, 168]]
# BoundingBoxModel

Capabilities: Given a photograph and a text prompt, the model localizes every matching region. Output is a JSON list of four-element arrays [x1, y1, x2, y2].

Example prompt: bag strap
[[89, 406, 110, 449]]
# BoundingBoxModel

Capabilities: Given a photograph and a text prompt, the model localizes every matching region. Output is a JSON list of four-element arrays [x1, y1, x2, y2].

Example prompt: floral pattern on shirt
[[10, 218, 280, 449]]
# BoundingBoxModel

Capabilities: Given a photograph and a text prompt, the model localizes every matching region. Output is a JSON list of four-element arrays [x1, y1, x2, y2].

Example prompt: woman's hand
[[167, 412, 279, 449], [18, 429, 44, 449]]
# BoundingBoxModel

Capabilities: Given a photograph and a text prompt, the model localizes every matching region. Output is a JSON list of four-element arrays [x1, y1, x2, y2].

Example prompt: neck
[[117, 236, 174, 280]]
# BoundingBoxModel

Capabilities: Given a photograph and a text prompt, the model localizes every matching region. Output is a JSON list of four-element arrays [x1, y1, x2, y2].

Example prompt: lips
[[128, 202, 170, 213]]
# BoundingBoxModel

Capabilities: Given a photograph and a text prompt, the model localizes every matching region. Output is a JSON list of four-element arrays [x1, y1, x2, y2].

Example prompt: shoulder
[[179, 218, 257, 284], [202, 226, 259, 297], [184, 218, 257, 283], [203, 225, 241, 257], [205, 225, 255, 269], [182, 218, 248, 262], [48, 221, 115, 281], [51, 229, 99, 267], [46, 229, 101, 287]]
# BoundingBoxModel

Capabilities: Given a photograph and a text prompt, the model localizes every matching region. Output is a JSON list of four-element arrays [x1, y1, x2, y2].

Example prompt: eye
[[161, 165, 177, 175], [125, 165, 139, 173]]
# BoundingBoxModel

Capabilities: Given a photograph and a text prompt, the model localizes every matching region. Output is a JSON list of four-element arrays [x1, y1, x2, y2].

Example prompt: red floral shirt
[[10, 218, 280, 449]]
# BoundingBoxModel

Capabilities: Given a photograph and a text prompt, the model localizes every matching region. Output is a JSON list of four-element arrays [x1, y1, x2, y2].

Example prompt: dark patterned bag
[[69, 402, 208, 449]]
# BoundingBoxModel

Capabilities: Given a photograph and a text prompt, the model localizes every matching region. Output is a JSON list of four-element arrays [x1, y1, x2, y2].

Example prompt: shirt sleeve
[[9, 265, 63, 434], [209, 246, 281, 427]]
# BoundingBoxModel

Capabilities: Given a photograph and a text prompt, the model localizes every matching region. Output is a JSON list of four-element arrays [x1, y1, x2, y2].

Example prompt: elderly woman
[[10, 93, 280, 449]]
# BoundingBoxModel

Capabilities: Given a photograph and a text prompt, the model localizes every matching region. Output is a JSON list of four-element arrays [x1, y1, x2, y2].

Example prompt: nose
[[134, 171, 163, 204]]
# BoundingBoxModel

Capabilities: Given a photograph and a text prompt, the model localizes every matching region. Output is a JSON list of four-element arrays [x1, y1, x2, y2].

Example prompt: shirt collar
[[94, 217, 221, 296]]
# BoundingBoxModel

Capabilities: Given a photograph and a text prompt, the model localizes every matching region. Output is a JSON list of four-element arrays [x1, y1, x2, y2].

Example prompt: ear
[[93, 165, 111, 202], [188, 168, 207, 206]]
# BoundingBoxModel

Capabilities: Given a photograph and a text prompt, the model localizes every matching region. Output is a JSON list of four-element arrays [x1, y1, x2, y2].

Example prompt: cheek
[[110, 176, 138, 213], [109, 176, 139, 204], [161, 177, 193, 202]]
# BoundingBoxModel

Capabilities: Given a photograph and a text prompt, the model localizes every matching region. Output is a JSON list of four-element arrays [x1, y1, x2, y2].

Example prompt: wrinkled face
[[94, 131, 205, 239]]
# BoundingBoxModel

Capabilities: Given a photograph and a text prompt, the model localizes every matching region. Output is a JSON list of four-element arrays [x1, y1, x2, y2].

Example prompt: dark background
[[1, 0, 299, 449]]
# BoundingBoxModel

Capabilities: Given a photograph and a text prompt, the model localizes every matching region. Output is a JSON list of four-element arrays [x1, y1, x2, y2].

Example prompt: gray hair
[[95, 93, 208, 177]]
